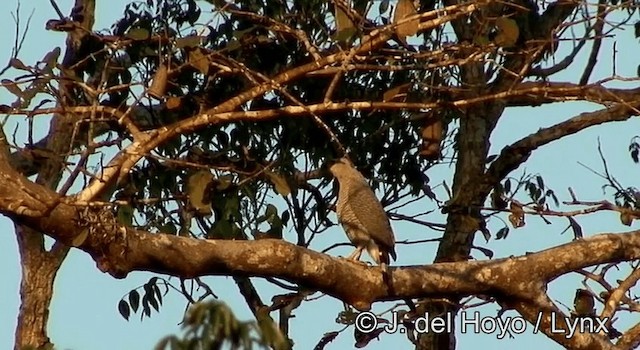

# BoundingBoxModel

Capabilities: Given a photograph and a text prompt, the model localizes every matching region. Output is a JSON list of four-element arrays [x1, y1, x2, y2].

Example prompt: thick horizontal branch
[[1, 157, 640, 307], [0, 153, 638, 348]]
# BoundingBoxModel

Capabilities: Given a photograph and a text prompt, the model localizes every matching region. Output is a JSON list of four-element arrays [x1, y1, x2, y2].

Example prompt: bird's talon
[[349, 259, 370, 267]]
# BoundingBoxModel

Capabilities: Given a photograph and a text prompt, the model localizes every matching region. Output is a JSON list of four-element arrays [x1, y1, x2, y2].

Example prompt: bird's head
[[325, 157, 354, 178]]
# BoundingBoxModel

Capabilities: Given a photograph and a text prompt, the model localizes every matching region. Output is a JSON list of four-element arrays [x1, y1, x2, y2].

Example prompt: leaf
[[226, 39, 242, 51], [546, 189, 559, 207], [535, 175, 545, 190], [620, 211, 634, 226], [142, 296, 151, 318], [281, 210, 290, 226], [491, 185, 507, 209], [635, 21, 640, 38], [630, 142, 640, 163], [481, 226, 491, 243], [473, 35, 490, 46], [265, 170, 291, 196], [336, 309, 358, 324], [256, 309, 288, 350], [41, 47, 61, 72], [379, 0, 390, 13], [567, 216, 583, 239], [148, 64, 168, 99], [2, 79, 24, 97], [334, 2, 356, 42], [175, 35, 203, 48], [125, 27, 151, 40], [188, 47, 210, 75], [166, 96, 182, 110], [394, 0, 419, 43], [187, 170, 214, 215], [71, 229, 89, 247], [496, 227, 509, 240], [9, 58, 30, 71], [573, 289, 595, 316], [442, 180, 452, 199], [118, 300, 131, 321], [508, 202, 525, 228], [315, 331, 340, 350], [473, 246, 494, 259], [144, 289, 159, 312], [161, 223, 177, 235], [383, 83, 411, 102], [494, 17, 520, 47], [153, 283, 163, 306], [354, 327, 385, 348], [117, 205, 134, 227], [129, 290, 140, 313], [419, 117, 443, 160]]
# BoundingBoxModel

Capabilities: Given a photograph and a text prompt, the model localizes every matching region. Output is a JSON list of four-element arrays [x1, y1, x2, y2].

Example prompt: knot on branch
[[75, 205, 128, 266]]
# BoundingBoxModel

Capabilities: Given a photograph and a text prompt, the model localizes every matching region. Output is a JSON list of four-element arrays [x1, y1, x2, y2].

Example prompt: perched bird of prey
[[328, 157, 397, 270]]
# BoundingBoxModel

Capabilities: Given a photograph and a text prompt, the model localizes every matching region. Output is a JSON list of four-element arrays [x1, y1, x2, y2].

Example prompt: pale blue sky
[[2, 1, 640, 349]]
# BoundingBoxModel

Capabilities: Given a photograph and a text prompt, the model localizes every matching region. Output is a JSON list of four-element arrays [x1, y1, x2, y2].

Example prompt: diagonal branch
[[481, 101, 640, 200], [72, 0, 488, 203]]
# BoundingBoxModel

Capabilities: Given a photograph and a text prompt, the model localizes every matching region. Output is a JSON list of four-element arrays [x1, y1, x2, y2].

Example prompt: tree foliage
[[3, 0, 640, 349]]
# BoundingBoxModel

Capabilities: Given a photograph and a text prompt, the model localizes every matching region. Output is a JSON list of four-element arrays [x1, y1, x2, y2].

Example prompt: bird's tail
[[380, 255, 395, 295]]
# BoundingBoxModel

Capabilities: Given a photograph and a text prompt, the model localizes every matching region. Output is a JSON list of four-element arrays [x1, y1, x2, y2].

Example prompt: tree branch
[[481, 102, 640, 200], [1, 155, 640, 350]]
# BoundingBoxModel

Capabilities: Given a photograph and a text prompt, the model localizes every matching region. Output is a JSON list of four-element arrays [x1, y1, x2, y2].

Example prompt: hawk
[[328, 157, 397, 270]]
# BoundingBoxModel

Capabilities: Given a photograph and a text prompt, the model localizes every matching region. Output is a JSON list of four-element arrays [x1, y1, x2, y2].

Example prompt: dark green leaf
[[118, 300, 130, 321], [630, 142, 639, 163], [504, 179, 511, 194], [473, 246, 494, 259], [536, 175, 544, 190], [142, 295, 152, 318], [125, 27, 151, 40], [379, 0, 390, 13], [176, 36, 203, 48], [152, 283, 163, 306], [161, 223, 177, 235], [496, 227, 509, 240], [281, 210, 290, 226], [117, 205, 134, 227], [129, 290, 140, 313], [546, 189, 559, 207], [481, 227, 491, 242], [567, 217, 583, 239]]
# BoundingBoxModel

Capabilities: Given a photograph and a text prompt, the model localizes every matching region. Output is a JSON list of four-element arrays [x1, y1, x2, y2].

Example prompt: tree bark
[[14, 226, 67, 350], [12, 1, 95, 349]]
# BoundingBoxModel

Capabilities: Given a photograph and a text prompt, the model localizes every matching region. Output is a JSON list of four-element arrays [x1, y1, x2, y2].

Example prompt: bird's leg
[[346, 246, 364, 261], [342, 247, 369, 267]]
